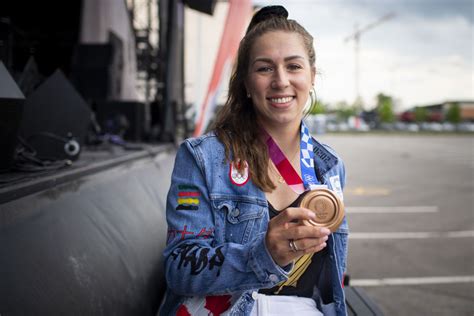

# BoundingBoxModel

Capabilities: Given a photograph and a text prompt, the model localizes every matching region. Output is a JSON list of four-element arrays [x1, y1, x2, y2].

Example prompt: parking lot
[[317, 134, 474, 315]]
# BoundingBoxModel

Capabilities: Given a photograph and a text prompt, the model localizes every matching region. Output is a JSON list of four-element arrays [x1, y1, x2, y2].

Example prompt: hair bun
[[246, 5, 289, 34]]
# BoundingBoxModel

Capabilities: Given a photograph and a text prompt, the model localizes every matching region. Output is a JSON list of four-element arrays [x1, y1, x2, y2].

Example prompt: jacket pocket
[[217, 201, 266, 244]]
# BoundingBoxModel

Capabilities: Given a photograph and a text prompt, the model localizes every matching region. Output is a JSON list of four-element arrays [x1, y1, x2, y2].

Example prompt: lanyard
[[265, 122, 320, 194]]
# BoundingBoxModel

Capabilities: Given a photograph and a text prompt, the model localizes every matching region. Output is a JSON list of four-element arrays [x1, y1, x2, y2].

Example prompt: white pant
[[249, 293, 323, 316]]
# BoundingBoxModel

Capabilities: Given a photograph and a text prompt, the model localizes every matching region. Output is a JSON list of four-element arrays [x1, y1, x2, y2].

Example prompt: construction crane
[[344, 12, 395, 103]]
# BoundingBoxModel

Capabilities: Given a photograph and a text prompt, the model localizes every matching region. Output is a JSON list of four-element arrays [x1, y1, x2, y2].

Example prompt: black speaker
[[0, 17, 13, 69], [70, 44, 113, 100], [17, 55, 44, 97], [96, 101, 147, 141], [0, 61, 25, 171], [70, 68, 111, 100], [185, 0, 217, 15], [70, 41, 122, 101], [72, 44, 113, 68], [19, 70, 91, 160]]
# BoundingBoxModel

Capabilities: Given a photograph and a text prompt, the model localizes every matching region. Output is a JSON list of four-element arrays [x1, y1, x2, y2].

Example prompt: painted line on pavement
[[349, 230, 474, 239], [345, 187, 390, 196], [351, 275, 474, 287], [346, 206, 439, 214]]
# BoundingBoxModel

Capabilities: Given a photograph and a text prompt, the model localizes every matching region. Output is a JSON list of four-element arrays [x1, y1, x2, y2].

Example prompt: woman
[[160, 5, 348, 316]]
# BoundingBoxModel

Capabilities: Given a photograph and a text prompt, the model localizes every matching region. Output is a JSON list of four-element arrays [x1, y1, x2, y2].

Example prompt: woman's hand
[[265, 207, 331, 267]]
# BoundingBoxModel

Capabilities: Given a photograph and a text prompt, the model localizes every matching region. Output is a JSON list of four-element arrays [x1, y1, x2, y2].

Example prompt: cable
[[26, 132, 81, 160], [0, 137, 73, 188]]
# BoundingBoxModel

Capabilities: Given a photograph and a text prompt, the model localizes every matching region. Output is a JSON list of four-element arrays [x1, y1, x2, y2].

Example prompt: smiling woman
[[246, 31, 315, 132], [161, 5, 348, 316]]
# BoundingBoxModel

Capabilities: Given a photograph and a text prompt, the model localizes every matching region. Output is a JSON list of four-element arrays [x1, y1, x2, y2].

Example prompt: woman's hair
[[212, 5, 315, 192]]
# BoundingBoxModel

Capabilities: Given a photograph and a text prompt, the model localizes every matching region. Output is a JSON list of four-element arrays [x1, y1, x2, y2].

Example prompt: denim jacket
[[159, 132, 349, 316]]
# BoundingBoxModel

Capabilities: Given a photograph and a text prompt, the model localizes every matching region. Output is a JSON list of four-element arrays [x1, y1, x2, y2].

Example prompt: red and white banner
[[193, 0, 252, 136]]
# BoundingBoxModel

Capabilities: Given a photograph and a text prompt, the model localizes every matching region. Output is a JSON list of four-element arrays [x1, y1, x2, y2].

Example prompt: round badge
[[300, 188, 345, 232]]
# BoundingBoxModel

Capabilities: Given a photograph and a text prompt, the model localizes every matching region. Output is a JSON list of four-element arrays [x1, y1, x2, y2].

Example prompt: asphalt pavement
[[317, 133, 474, 316]]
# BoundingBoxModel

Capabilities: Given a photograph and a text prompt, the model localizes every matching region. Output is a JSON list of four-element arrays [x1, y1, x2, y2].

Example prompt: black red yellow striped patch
[[176, 184, 200, 210]]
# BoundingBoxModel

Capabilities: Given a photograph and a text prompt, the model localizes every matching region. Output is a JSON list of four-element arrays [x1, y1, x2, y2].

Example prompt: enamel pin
[[229, 161, 249, 186]]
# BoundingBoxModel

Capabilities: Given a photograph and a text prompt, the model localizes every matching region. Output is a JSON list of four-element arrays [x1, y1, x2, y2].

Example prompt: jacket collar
[[312, 138, 338, 181]]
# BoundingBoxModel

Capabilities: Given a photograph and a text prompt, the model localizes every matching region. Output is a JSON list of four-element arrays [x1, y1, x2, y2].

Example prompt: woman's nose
[[271, 67, 289, 89]]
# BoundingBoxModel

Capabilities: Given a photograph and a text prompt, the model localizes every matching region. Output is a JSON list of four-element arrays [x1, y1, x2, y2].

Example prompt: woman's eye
[[288, 64, 303, 71], [256, 66, 273, 72]]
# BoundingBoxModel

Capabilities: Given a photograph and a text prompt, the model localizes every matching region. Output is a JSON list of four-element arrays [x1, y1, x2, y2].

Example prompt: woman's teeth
[[270, 97, 293, 103]]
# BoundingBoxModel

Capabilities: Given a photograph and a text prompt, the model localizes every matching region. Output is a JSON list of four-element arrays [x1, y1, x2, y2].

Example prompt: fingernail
[[321, 228, 330, 235], [307, 211, 316, 219]]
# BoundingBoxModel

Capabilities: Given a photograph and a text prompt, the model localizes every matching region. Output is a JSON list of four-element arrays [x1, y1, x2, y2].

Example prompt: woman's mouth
[[267, 96, 295, 107]]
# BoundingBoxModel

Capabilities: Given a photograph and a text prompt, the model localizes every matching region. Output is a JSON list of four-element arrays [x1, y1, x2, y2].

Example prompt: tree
[[445, 102, 461, 123], [414, 106, 428, 122], [335, 101, 356, 121], [376, 93, 395, 123], [309, 100, 327, 115]]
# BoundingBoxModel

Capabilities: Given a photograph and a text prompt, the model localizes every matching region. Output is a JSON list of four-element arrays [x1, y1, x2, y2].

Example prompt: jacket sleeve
[[163, 141, 291, 296], [333, 156, 349, 276]]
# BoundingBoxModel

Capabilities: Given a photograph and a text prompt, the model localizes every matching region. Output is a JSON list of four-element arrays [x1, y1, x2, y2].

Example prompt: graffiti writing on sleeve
[[167, 226, 214, 241], [170, 243, 225, 276]]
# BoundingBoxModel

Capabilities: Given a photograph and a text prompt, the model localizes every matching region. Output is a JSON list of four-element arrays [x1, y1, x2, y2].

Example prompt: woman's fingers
[[301, 241, 327, 254], [291, 234, 328, 252], [269, 207, 316, 227], [282, 224, 331, 240], [274, 207, 331, 240]]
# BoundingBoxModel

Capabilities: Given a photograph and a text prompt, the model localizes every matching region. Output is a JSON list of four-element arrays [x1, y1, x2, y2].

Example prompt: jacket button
[[231, 208, 240, 217], [269, 274, 278, 282], [252, 291, 258, 300]]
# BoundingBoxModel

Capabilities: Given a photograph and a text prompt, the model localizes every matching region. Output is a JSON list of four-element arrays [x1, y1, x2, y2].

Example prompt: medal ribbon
[[265, 122, 320, 194]]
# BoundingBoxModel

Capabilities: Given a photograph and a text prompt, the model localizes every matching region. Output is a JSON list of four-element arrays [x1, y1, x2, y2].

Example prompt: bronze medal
[[300, 188, 345, 232]]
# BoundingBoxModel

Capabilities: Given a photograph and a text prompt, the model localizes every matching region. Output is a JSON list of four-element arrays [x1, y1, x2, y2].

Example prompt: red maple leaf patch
[[204, 295, 232, 316], [176, 304, 191, 316]]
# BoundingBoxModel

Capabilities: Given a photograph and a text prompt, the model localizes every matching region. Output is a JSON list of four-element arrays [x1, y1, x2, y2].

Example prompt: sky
[[253, 0, 473, 111]]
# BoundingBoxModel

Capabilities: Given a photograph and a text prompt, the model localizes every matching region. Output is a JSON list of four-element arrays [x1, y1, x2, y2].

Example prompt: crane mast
[[344, 13, 395, 104]]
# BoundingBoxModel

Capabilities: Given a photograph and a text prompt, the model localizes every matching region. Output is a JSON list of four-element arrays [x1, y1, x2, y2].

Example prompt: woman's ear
[[311, 66, 316, 85]]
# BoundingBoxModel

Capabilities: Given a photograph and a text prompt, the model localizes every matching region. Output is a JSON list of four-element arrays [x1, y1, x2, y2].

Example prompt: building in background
[[400, 101, 474, 123]]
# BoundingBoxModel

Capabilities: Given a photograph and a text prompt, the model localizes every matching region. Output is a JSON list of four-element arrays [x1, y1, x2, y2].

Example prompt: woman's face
[[245, 31, 315, 131]]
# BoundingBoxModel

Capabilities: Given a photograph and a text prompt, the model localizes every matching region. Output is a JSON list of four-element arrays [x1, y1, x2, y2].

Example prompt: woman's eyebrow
[[284, 55, 305, 62], [251, 55, 305, 65]]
